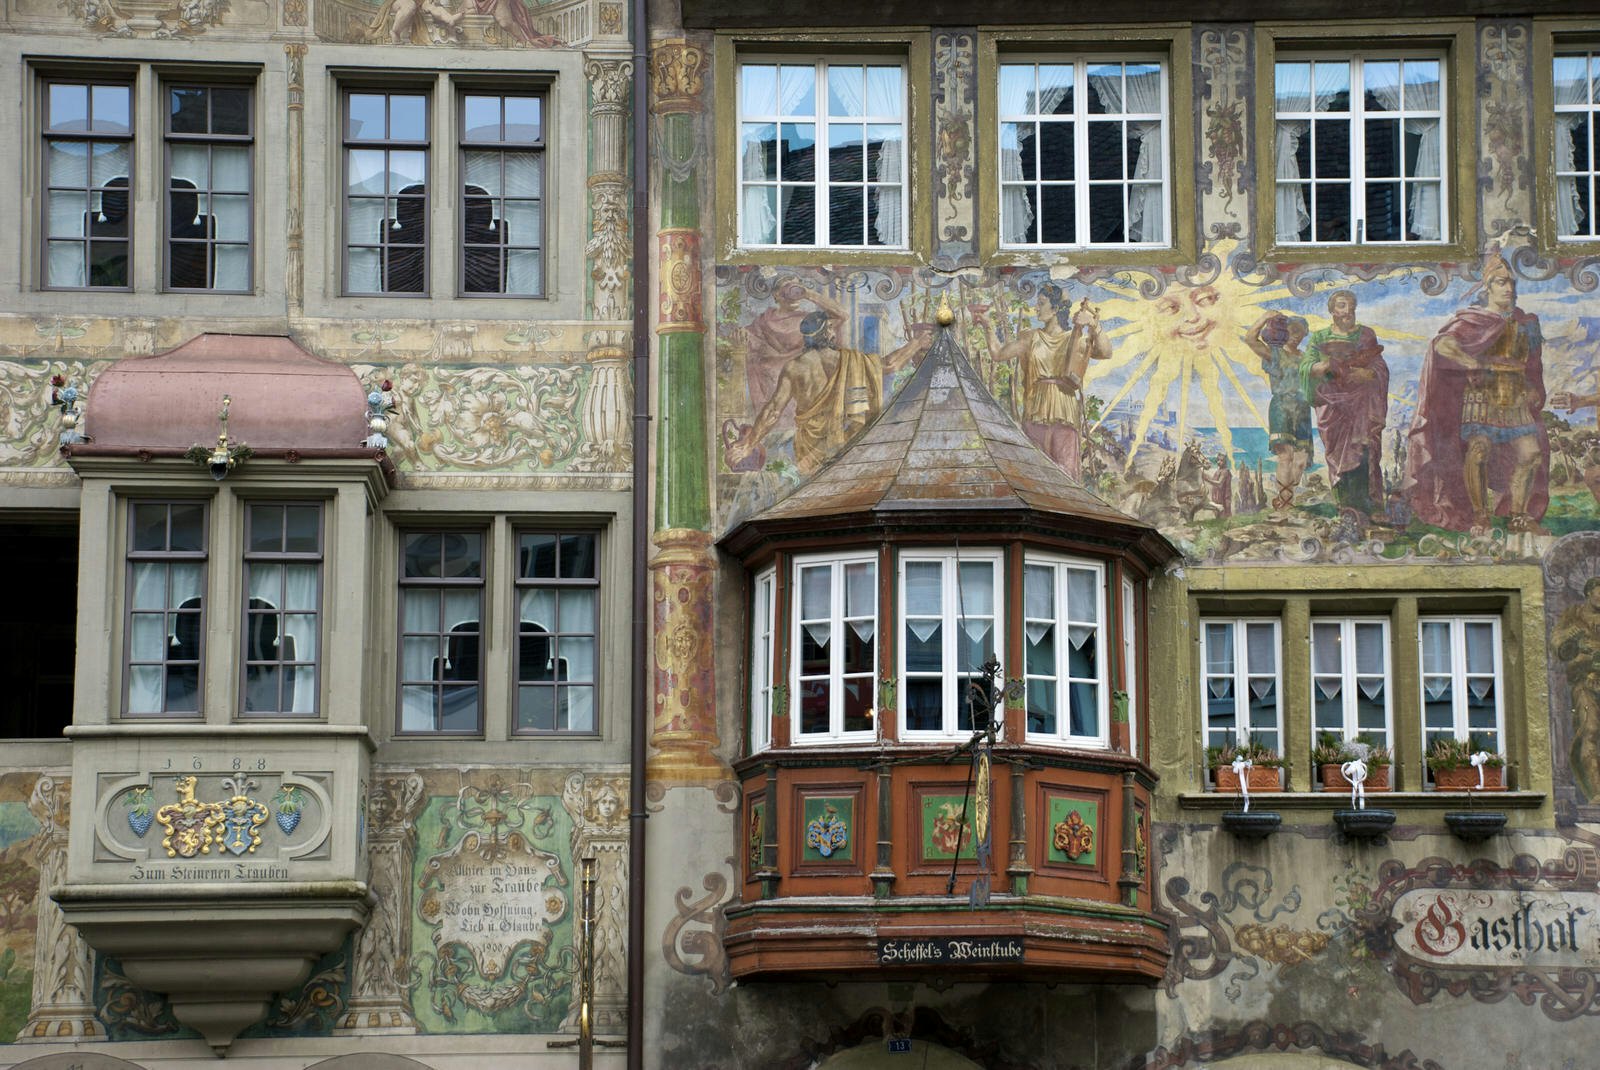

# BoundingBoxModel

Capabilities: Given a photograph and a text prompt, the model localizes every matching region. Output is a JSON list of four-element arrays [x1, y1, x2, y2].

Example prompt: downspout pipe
[[627, 0, 650, 1064]]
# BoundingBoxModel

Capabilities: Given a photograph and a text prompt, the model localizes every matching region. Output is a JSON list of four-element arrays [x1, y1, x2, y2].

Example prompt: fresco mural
[[714, 244, 1600, 566], [1152, 824, 1600, 1068], [0, 777, 43, 1042]]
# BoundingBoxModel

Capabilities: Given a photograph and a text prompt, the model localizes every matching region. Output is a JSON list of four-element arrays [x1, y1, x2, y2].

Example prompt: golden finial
[[936, 293, 955, 326]]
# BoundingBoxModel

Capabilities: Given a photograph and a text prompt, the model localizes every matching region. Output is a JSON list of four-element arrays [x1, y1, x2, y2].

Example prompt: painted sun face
[[1155, 285, 1223, 349]]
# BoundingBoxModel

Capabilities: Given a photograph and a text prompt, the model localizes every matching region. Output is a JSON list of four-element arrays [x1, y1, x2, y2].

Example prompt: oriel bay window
[[903, 552, 1000, 739], [1023, 556, 1106, 745], [242, 503, 322, 716], [795, 554, 876, 743], [126, 502, 207, 716], [747, 546, 1141, 752]]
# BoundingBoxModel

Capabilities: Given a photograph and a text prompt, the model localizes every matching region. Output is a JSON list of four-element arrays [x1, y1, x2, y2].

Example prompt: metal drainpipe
[[627, 0, 650, 1063]]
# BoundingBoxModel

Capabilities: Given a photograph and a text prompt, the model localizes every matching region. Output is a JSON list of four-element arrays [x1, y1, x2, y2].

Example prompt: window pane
[[1355, 623, 1384, 674], [50, 83, 89, 131], [1245, 623, 1275, 674], [1205, 623, 1233, 672], [743, 65, 778, 115], [212, 87, 250, 135], [390, 95, 426, 140], [866, 66, 901, 116], [463, 95, 501, 141], [1464, 622, 1495, 673], [93, 84, 131, 133], [1028, 680, 1057, 734], [958, 562, 993, 615], [347, 94, 386, 139], [1312, 623, 1341, 673]]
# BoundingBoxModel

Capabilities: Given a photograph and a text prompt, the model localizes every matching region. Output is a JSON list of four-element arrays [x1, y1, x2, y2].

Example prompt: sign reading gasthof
[[1393, 889, 1600, 968]]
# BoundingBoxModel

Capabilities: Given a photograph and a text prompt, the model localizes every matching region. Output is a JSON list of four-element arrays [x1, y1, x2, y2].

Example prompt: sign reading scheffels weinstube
[[1393, 890, 1600, 967], [877, 938, 1025, 964]]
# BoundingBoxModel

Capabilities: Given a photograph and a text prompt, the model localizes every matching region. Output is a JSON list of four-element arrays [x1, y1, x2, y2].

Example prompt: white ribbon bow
[[1232, 757, 1253, 812], [1469, 751, 1490, 790], [1340, 758, 1368, 810]]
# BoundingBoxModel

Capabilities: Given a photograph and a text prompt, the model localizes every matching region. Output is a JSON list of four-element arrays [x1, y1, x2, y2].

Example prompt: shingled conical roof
[[738, 318, 1151, 533]]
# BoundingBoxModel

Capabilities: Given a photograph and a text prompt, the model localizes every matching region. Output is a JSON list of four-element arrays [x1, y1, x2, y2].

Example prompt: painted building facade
[[3, 0, 1600, 1065]]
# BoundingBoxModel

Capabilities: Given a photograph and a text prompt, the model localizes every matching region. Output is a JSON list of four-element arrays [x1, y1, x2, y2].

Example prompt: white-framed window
[[1022, 555, 1107, 746], [1273, 54, 1445, 244], [737, 57, 906, 248], [1200, 618, 1282, 753], [792, 554, 877, 743], [1121, 576, 1138, 754], [1311, 618, 1392, 747], [900, 551, 1002, 740], [749, 566, 776, 752], [1419, 616, 1504, 754], [998, 56, 1169, 247], [1555, 49, 1600, 240]]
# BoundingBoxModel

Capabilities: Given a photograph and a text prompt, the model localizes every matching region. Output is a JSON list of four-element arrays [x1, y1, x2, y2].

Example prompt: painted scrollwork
[[660, 867, 732, 993]]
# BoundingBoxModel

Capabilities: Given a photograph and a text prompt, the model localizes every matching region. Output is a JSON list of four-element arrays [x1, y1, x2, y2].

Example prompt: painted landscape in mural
[[715, 245, 1600, 565]]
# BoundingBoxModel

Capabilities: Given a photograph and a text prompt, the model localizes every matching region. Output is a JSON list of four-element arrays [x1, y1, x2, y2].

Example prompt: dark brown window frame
[[163, 81, 256, 294], [396, 527, 487, 737], [123, 500, 209, 719], [240, 501, 325, 718], [514, 529, 601, 737], [342, 88, 431, 297], [41, 76, 136, 292], [458, 90, 547, 299]]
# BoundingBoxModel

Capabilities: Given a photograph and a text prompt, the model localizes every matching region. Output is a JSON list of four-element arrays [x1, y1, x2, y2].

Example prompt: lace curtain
[[1364, 62, 1441, 240], [1555, 62, 1591, 236], [1000, 74, 1071, 244], [1086, 66, 1165, 243], [1274, 62, 1348, 241]]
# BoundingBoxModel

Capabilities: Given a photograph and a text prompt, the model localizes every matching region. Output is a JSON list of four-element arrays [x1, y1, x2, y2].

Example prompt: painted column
[[585, 57, 634, 324], [648, 40, 728, 784], [18, 776, 99, 1043], [930, 30, 978, 271], [285, 44, 306, 317], [335, 773, 425, 1035], [1478, 20, 1535, 241], [562, 772, 629, 1032]]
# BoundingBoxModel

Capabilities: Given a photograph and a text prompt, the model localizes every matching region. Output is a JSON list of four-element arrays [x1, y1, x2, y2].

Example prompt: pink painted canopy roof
[[86, 334, 369, 451]]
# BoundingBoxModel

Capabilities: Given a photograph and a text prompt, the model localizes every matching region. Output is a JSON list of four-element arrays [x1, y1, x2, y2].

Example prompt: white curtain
[[1366, 64, 1441, 240], [1275, 62, 1355, 242], [873, 133, 902, 246], [1275, 121, 1311, 242], [1556, 67, 1590, 236], [739, 65, 816, 244], [1087, 67, 1165, 243], [250, 564, 320, 713], [1000, 73, 1070, 244]]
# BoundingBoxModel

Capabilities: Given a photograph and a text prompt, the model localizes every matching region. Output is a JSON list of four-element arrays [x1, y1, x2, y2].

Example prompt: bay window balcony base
[[54, 883, 370, 1054], [724, 895, 1169, 984]]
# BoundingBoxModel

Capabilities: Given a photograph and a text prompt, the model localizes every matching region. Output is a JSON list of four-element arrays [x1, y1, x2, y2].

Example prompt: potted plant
[[1427, 736, 1506, 791], [1209, 739, 1285, 793], [1315, 734, 1393, 791]]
